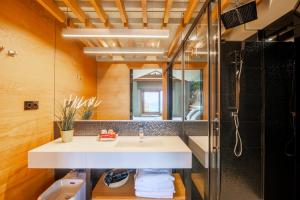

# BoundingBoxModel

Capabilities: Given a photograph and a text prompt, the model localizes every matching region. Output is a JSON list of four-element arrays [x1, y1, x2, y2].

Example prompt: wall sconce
[[7, 50, 18, 57], [0, 45, 4, 51]]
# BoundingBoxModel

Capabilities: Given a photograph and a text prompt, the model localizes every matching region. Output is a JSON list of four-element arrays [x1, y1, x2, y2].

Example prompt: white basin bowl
[[38, 179, 85, 200]]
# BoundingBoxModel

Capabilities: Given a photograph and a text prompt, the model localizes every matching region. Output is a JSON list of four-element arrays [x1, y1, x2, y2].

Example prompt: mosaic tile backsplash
[[54, 120, 208, 138]]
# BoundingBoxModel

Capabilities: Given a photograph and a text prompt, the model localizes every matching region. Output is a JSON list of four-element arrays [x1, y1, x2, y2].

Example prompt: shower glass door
[[168, 0, 221, 199], [184, 6, 210, 200], [207, 1, 221, 200]]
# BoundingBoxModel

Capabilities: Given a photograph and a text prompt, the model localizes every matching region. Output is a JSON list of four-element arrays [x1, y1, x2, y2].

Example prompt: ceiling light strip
[[62, 28, 169, 39], [84, 47, 165, 55]]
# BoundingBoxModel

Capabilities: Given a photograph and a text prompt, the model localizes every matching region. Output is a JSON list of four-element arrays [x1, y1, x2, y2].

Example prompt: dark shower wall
[[220, 42, 263, 200], [263, 42, 296, 200], [220, 42, 296, 200]]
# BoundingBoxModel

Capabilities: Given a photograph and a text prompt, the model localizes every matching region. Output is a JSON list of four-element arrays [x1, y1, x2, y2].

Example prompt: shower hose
[[233, 43, 244, 157], [233, 111, 243, 157]]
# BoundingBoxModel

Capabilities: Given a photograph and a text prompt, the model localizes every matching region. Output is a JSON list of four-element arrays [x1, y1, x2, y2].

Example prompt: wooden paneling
[[96, 63, 130, 120], [0, 0, 97, 199], [54, 22, 97, 114]]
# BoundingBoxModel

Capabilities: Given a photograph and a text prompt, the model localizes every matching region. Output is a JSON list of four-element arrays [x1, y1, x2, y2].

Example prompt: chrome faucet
[[138, 127, 144, 141]]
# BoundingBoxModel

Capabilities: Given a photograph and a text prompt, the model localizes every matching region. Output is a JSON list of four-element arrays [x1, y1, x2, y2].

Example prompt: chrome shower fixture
[[232, 42, 245, 157], [221, 1, 258, 29]]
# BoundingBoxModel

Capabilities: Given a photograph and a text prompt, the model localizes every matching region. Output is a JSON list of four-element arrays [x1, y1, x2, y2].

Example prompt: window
[[142, 90, 162, 114], [131, 69, 163, 120]]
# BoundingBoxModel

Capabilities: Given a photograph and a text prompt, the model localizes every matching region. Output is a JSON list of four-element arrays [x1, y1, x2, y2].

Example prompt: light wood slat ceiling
[[37, 0, 204, 59]]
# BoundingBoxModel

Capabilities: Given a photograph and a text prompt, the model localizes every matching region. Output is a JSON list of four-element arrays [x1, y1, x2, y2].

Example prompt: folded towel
[[134, 168, 175, 199], [137, 169, 172, 174], [135, 184, 175, 193], [135, 191, 174, 199], [135, 173, 174, 184], [135, 182, 175, 192]]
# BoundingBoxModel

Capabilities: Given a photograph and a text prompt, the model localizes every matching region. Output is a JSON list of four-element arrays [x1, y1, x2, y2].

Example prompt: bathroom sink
[[115, 137, 163, 148], [29, 136, 192, 168], [188, 136, 209, 168]]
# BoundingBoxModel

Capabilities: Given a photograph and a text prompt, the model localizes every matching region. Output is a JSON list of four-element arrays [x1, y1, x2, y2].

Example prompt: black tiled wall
[[220, 42, 296, 200], [263, 42, 296, 200], [220, 42, 263, 200]]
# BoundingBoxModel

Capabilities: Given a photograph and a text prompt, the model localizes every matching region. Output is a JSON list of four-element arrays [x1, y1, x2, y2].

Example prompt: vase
[[60, 130, 74, 143]]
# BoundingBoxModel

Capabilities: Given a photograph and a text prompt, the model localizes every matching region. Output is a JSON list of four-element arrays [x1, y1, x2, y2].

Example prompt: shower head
[[221, 1, 258, 29]]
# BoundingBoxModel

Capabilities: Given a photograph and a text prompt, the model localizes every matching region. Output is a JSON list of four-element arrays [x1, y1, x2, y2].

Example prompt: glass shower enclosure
[[167, 0, 221, 199]]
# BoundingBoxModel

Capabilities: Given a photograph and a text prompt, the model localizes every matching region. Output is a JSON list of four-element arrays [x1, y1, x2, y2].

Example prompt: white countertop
[[188, 136, 209, 168], [28, 136, 192, 169]]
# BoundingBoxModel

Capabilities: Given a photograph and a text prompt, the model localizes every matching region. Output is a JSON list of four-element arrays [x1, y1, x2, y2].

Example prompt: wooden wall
[[96, 63, 131, 120], [54, 23, 97, 114], [0, 0, 97, 199]]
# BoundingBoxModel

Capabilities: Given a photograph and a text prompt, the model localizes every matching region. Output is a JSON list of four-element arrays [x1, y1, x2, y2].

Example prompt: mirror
[[54, 61, 208, 121], [53, 41, 208, 121]]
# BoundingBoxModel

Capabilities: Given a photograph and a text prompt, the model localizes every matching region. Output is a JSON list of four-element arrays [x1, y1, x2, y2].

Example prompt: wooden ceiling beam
[[87, 0, 110, 28], [36, 0, 65, 22], [36, 0, 95, 48], [61, 0, 110, 48], [61, 0, 87, 23], [141, 0, 148, 27], [183, 0, 198, 25], [162, 0, 173, 27], [167, 0, 200, 57], [114, 0, 128, 27]]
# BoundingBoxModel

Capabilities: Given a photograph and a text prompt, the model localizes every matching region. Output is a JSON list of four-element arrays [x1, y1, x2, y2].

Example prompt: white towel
[[137, 169, 172, 174], [135, 174, 174, 185], [135, 191, 174, 199], [135, 169, 174, 185], [134, 169, 175, 198], [135, 182, 175, 192]]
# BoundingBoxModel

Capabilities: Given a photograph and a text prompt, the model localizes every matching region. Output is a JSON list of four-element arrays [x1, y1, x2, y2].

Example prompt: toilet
[[38, 172, 86, 200]]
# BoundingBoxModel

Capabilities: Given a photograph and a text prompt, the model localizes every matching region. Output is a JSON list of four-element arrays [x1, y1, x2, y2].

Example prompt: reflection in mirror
[[184, 70, 203, 120], [131, 69, 163, 120], [184, 15, 208, 121], [172, 54, 183, 121]]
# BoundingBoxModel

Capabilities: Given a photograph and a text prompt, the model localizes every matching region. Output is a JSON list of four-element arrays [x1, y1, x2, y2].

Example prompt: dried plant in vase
[[56, 95, 86, 142], [80, 97, 102, 120]]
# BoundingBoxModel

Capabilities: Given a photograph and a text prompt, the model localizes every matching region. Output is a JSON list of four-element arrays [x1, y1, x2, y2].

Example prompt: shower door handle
[[212, 118, 220, 151]]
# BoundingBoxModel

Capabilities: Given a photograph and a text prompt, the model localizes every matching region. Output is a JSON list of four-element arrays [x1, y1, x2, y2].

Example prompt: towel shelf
[[92, 173, 185, 200], [191, 173, 205, 199]]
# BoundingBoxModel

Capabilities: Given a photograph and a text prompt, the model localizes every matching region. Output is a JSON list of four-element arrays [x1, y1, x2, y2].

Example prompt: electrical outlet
[[24, 101, 39, 110]]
